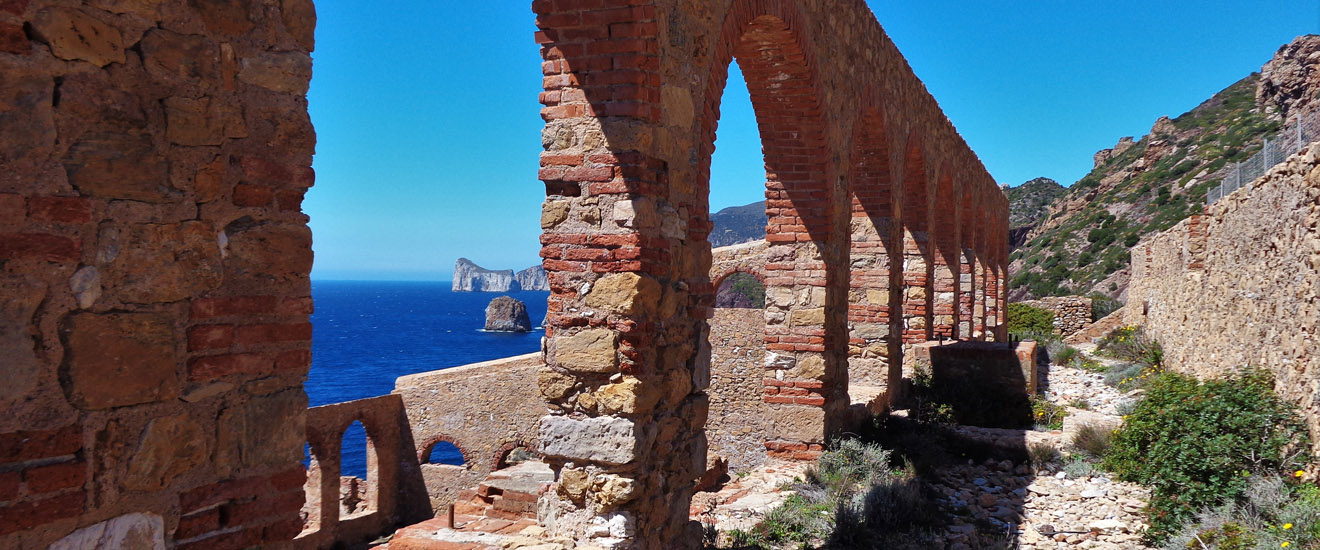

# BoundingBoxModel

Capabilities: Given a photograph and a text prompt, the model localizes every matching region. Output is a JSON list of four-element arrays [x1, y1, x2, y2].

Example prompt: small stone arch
[[490, 439, 539, 471], [417, 435, 471, 468]]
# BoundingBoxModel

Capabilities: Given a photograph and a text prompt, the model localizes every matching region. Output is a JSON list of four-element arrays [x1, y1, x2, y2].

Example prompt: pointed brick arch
[[900, 132, 932, 344], [846, 107, 903, 402]]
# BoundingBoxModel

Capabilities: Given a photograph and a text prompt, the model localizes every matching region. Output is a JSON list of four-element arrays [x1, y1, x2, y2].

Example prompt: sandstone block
[[280, 0, 316, 51], [140, 29, 219, 86], [866, 289, 889, 306], [538, 367, 576, 400], [124, 414, 207, 491], [30, 7, 124, 66], [590, 473, 636, 511], [63, 133, 173, 203], [539, 415, 642, 465], [595, 377, 660, 415], [541, 200, 570, 229], [165, 97, 225, 146], [0, 74, 56, 166], [554, 329, 617, 373], [238, 52, 312, 95], [585, 273, 661, 315], [790, 307, 825, 326], [216, 389, 305, 472], [62, 312, 179, 410], [0, 276, 43, 412], [852, 323, 888, 340], [108, 222, 222, 304], [48, 512, 164, 550], [223, 222, 313, 283], [767, 404, 826, 443]]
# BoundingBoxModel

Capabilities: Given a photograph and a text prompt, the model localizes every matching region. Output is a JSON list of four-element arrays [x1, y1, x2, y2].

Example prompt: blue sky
[[306, 1, 1318, 281]]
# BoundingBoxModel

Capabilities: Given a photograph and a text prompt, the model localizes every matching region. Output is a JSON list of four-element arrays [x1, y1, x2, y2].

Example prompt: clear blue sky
[[306, 1, 1318, 281]]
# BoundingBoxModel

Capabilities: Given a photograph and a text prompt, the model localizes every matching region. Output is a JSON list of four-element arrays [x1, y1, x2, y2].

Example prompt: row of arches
[[533, 0, 1009, 545]]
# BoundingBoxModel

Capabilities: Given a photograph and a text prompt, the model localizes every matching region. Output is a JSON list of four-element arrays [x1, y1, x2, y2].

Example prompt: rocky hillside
[[1008, 35, 1320, 301], [709, 201, 767, 247], [453, 260, 550, 292], [1006, 177, 1066, 229]]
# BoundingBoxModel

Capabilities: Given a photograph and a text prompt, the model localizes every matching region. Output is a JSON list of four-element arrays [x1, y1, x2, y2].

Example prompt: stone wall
[[1017, 296, 1093, 337], [1125, 142, 1320, 458], [705, 308, 770, 474], [0, 0, 315, 547], [394, 354, 546, 514]]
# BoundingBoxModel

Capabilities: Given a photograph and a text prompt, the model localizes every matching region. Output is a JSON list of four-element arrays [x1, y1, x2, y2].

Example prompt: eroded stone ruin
[[0, 1, 1013, 549]]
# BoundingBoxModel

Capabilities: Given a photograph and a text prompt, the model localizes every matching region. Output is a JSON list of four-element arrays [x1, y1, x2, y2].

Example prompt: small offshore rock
[[485, 296, 532, 332]]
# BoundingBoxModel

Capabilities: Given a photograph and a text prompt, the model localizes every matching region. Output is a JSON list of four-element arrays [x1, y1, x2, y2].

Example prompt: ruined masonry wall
[[1125, 142, 1320, 458], [1017, 296, 1092, 337], [393, 354, 546, 514], [705, 308, 770, 475], [0, 1, 315, 547]]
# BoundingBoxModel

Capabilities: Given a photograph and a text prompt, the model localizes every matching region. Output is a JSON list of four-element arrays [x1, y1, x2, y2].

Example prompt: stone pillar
[[959, 246, 974, 338]]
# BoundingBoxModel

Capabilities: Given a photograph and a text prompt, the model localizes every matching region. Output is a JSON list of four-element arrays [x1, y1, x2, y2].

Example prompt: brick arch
[[417, 434, 471, 468], [694, 0, 847, 461], [932, 169, 959, 339], [490, 439, 539, 471], [846, 106, 903, 396], [711, 266, 768, 292], [900, 131, 933, 343]]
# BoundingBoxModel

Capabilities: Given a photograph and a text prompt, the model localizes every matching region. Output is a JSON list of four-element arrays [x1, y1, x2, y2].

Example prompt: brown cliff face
[[1258, 35, 1320, 121], [1010, 37, 1320, 301]]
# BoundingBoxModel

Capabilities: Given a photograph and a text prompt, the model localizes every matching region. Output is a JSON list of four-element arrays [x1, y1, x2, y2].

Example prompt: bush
[[1098, 325, 1163, 367], [1008, 303, 1055, 339], [1162, 476, 1320, 550], [1086, 293, 1122, 321], [1030, 395, 1067, 431], [1028, 442, 1061, 469], [1071, 424, 1112, 458], [733, 439, 939, 548], [1104, 369, 1313, 542]]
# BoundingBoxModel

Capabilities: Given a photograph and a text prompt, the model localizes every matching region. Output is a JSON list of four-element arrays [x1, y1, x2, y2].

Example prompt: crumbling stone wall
[[1017, 296, 1093, 337], [533, 1, 1009, 547], [0, 1, 315, 547], [705, 308, 770, 475], [393, 354, 546, 514], [1126, 142, 1320, 458]]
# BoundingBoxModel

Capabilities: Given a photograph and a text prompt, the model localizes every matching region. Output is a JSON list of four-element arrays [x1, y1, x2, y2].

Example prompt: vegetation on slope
[[1009, 73, 1280, 300], [1005, 177, 1067, 229]]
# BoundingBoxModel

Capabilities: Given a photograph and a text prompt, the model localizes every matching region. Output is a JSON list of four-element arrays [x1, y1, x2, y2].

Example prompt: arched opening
[[714, 271, 765, 309], [493, 442, 536, 470], [421, 439, 466, 467], [960, 190, 981, 340], [901, 136, 932, 344], [847, 108, 902, 408], [932, 172, 960, 340], [339, 420, 377, 518], [695, 6, 843, 465]]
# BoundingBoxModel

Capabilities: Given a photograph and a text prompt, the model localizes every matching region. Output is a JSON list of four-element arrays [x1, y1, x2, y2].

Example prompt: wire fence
[[1207, 110, 1320, 204]]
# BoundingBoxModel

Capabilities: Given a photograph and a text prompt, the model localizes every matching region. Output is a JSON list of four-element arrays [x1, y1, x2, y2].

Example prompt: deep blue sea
[[306, 281, 549, 478]]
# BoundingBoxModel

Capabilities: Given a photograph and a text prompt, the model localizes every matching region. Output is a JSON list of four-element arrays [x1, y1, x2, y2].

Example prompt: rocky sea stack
[[484, 296, 532, 332]]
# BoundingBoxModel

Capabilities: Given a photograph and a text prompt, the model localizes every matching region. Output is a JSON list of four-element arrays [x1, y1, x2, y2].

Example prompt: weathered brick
[[0, 471, 19, 501], [24, 460, 87, 493], [188, 324, 234, 351], [191, 296, 278, 319], [0, 233, 80, 262], [232, 183, 273, 207], [188, 353, 272, 381], [175, 508, 221, 540], [0, 491, 84, 536], [27, 196, 92, 224], [233, 322, 311, 345], [0, 424, 81, 463], [0, 21, 29, 55], [223, 489, 302, 527]]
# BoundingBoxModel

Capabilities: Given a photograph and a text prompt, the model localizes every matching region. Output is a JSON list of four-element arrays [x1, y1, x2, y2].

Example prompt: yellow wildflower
[[1296, 470, 1306, 478], [1281, 542, 1290, 548], [1284, 523, 1293, 530]]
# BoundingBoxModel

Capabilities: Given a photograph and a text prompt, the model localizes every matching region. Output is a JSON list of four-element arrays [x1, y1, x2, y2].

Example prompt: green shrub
[[1030, 395, 1067, 431], [1054, 345, 1080, 366], [1086, 293, 1123, 321], [1008, 303, 1055, 338], [733, 439, 939, 548], [1104, 370, 1313, 542], [1071, 424, 1112, 458], [1163, 477, 1320, 550], [1098, 325, 1163, 367]]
